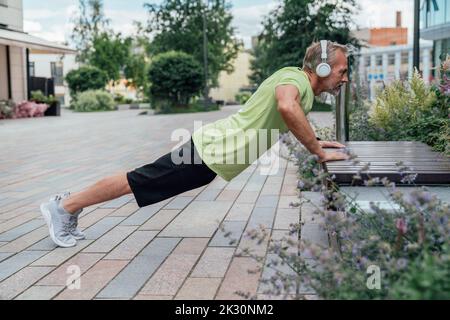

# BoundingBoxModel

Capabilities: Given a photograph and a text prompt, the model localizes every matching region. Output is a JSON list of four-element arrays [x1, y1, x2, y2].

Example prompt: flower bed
[[0, 100, 49, 120]]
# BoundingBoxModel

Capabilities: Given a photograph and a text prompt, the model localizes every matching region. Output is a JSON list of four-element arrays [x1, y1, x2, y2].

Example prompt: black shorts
[[126, 138, 217, 208]]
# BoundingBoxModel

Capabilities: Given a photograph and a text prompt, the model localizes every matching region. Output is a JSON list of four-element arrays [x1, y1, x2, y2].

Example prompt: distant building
[[29, 51, 78, 107], [353, 12, 433, 101], [420, 0, 450, 67], [353, 12, 408, 47], [0, 0, 76, 105], [210, 49, 253, 105], [358, 43, 434, 101]]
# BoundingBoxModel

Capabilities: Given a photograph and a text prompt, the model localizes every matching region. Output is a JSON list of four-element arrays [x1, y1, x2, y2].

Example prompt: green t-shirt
[[192, 67, 314, 181]]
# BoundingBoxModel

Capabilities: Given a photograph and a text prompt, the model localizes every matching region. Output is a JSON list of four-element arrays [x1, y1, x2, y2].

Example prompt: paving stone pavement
[[0, 107, 331, 300]]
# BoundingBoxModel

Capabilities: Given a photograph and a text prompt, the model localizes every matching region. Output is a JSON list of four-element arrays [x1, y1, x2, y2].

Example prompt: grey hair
[[302, 41, 350, 72]]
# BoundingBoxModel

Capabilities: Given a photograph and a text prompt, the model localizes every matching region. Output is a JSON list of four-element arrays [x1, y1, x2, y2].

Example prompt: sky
[[22, 0, 416, 49]]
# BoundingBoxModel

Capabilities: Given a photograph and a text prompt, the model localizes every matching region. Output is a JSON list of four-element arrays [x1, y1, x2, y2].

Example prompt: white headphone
[[316, 40, 331, 78]]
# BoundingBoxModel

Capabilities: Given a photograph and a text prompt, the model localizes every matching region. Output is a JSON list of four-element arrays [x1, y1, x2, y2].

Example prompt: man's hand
[[318, 151, 349, 163], [318, 141, 346, 148]]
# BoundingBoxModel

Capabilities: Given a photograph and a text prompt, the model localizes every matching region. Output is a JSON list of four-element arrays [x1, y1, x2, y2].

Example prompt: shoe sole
[[40, 202, 76, 248]]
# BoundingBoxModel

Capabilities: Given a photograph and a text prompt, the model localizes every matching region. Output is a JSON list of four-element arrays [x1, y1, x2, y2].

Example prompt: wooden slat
[[323, 141, 450, 185]]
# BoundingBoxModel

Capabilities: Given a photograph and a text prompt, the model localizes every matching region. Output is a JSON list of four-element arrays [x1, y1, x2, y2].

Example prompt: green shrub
[[72, 90, 115, 112], [235, 92, 252, 105], [30, 90, 58, 105], [66, 66, 108, 98], [148, 51, 203, 109]]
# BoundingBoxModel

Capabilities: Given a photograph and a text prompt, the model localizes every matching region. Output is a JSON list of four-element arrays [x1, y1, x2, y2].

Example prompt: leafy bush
[[148, 51, 203, 110], [30, 90, 58, 105], [235, 92, 252, 105], [349, 63, 449, 155], [72, 90, 115, 112], [0, 100, 15, 119], [66, 66, 108, 98], [227, 134, 450, 300]]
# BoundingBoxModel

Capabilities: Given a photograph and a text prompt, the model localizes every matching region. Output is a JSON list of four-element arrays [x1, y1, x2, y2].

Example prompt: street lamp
[[413, 0, 420, 72], [202, 0, 209, 108]]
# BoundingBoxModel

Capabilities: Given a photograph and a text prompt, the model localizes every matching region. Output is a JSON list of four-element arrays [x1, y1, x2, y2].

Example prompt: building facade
[[0, 0, 75, 105], [358, 43, 434, 101], [421, 0, 450, 66]]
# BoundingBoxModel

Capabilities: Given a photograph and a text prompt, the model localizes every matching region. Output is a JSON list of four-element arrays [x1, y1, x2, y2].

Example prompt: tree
[[250, 0, 360, 85], [147, 51, 203, 108], [89, 32, 132, 82], [142, 0, 241, 96], [65, 65, 108, 97], [124, 51, 149, 99], [71, 0, 110, 63]]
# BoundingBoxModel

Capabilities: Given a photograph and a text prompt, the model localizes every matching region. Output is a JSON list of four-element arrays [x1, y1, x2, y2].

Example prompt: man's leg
[[62, 172, 132, 214]]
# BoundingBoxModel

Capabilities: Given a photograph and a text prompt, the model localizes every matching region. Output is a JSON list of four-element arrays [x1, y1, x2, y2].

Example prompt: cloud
[[232, 2, 277, 48]]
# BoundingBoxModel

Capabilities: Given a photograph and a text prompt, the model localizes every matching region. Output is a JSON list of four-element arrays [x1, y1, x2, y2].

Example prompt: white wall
[[0, 0, 23, 31]]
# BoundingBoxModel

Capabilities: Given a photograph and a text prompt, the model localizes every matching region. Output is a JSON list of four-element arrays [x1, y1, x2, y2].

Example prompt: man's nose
[[342, 75, 349, 83]]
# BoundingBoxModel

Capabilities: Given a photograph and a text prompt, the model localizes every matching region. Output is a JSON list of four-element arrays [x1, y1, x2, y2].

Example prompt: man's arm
[[275, 85, 347, 163]]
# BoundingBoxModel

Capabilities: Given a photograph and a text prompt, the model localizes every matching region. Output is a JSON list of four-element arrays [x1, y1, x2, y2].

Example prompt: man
[[40, 40, 350, 248]]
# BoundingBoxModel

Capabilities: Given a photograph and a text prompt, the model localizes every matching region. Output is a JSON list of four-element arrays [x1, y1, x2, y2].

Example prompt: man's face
[[321, 50, 349, 96]]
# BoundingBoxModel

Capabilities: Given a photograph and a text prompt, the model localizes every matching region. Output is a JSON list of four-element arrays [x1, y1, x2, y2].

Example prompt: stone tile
[[301, 223, 329, 248], [175, 278, 222, 300], [100, 195, 134, 209], [0, 226, 48, 253], [120, 206, 159, 226], [55, 260, 128, 300], [216, 190, 240, 202], [255, 195, 279, 208], [84, 217, 125, 240], [0, 211, 40, 234], [0, 250, 48, 282], [109, 202, 140, 217], [96, 237, 180, 299], [159, 201, 233, 238], [0, 252, 14, 263], [172, 238, 209, 255], [224, 203, 254, 222], [31, 240, 93, 266], [83, 226, 137, 253], [105, 230, 158, 260], [246, 207, 277, 230], [15, 286, 64, 300], [139, 210, 180, 231], [0, 266, 54, 300], [0, 219, 45, 242], [277, 196, 300, 209], [237, 228, 271, 258], [273, 208, 299, 230], [37, 253, 104, 286], [133, 295, 173, 300], [300, 203, 325, 224], [78, 208, 114, 229], [258, 254, 301, 295], [235, 191, 259, 204], [209, 221, 246, 247], [139, 239, 207, 297], [164, 196, 194, 210], [216, 257, 262, 300], [195, 189, 222, 201], [179, 186, 206, 197], [191, 247, 235, 278]]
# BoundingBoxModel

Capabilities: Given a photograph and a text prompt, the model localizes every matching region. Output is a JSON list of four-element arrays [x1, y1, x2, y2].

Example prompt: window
[[365, 57, 371, 67], [51, 62, 64, 86], [29, 62, 35, 77], [388, 54, 395, 65], [401, 52, 409, 65], [376, 55, 383, 66]]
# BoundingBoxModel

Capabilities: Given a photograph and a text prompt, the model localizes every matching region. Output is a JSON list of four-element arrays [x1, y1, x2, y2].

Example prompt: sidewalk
[[0, 108, 332, 300]]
